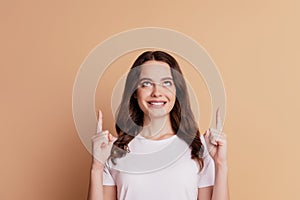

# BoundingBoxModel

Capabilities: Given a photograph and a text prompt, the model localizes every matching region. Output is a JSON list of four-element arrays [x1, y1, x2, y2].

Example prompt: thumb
[[108, 133, 117, 143], [107, 134, 117, 151], [203, 130, 210, 146], [203, 129, 210, 139]]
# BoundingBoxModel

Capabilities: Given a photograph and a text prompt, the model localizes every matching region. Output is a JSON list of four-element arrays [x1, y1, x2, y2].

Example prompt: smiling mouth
[[147, 101, 167, 106]]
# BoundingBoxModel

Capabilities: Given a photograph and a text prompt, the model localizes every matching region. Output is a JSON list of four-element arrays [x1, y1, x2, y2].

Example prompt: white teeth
[[150, 102, 164, 105]]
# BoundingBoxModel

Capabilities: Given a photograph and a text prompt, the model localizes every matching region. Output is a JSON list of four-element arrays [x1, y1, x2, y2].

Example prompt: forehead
[[139, 61, 172, 79]]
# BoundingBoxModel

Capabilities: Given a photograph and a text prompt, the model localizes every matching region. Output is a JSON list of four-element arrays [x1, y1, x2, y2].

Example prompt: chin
[[148, 110, 171, 119]]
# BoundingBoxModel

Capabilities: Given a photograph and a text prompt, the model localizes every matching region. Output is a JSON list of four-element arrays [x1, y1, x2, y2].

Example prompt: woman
[[88, 51, 229, 200]]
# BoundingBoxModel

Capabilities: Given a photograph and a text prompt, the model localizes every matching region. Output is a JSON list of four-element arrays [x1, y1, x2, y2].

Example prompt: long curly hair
[[109, 50, 204, 171]]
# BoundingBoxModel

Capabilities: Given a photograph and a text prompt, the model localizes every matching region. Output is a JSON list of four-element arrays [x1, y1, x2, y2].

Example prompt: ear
[[133, 92, 137, 98]]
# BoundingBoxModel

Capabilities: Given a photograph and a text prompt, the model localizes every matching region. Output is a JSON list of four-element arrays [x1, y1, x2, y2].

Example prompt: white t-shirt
[[103, 134, 215, 200]]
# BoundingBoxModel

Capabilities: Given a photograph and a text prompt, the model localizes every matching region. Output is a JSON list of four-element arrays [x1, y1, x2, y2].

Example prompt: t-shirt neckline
[[135, 134, 177, 142]]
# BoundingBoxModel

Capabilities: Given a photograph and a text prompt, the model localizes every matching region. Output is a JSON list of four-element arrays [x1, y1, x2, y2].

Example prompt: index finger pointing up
[[216, 107, 223, 131], [97, 110, 103, 133]]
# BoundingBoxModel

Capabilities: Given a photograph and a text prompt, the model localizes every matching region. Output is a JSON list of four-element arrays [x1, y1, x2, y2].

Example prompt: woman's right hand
[[91, 110, 117, 167]]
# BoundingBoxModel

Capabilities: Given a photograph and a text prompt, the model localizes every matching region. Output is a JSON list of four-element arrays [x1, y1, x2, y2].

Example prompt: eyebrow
[[139, 77, 173, 82]]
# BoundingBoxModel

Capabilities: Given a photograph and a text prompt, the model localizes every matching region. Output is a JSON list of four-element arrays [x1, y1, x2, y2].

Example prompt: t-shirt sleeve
[[102, 162, 116, 186], [197, 134, 215, 188]]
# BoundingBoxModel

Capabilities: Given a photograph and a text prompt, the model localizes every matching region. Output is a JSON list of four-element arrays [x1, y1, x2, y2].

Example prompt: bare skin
[[87, 61, 229, 200]]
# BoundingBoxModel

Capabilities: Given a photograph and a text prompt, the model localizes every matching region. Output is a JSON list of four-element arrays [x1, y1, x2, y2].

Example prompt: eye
[[162, 80, 173, 87], [140, 81, 153, 87]]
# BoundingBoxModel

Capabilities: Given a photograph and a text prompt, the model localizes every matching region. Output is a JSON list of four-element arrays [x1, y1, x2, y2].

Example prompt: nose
[[151, 83, 163, 97]]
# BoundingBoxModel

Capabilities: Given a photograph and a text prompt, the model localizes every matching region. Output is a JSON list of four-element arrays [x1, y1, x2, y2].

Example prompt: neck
[[141, 115, 174, 140]]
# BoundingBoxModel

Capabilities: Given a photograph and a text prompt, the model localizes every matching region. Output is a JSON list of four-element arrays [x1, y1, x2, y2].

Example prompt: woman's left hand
[[204, 108, 227, 166]]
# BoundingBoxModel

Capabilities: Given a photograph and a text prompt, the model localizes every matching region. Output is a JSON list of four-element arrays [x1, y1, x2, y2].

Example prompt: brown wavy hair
[[110, 51, 204, 171]]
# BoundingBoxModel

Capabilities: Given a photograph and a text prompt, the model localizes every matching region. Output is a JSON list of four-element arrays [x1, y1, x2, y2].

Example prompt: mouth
[[147, 101, 167, 106]]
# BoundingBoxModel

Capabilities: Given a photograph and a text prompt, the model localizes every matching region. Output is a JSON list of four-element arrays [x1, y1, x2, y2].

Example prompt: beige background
[[1, 0, 299, 199]]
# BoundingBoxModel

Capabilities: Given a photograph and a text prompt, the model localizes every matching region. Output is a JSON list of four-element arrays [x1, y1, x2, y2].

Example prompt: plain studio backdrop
[[1, 0, 299, 199]]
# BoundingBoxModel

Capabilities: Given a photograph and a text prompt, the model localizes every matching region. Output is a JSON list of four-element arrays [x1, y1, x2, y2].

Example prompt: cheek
[[136, 89, 148, 100], [166, 89, 176, 101], [136, 90, 149, 109]]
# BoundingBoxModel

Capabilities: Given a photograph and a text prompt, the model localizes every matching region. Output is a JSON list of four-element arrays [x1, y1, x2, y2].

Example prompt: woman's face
[[136, 60, 176, 120]]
